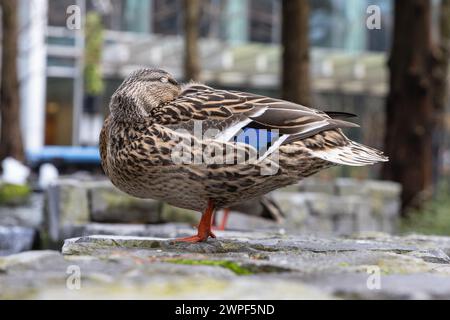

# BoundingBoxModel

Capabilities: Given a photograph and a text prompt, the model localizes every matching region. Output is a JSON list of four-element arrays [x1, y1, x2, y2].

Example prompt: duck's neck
[[109, 94, 150, 123]]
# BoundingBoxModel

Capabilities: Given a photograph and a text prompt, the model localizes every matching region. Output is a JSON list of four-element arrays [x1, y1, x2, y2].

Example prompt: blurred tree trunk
[[432, 0, 450, 187], [382, 0, 436, 212], [183, 0, 200, 81], [281, 0, 311, 106], [0, 0, 24, 162]]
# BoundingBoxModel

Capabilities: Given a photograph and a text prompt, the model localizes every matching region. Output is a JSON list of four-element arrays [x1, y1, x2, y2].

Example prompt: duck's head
[[111, 68, 181, 120]]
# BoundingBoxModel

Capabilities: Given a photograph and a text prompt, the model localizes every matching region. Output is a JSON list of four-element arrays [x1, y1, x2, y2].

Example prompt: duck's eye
[[160, 77, 169, 83]]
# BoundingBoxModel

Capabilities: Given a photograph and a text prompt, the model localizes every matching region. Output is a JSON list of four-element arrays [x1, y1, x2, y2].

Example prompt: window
[[153, 0, 182, 35], [249, 0, 279, 43]]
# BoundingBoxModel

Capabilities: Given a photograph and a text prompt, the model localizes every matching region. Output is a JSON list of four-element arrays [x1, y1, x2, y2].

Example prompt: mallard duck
[[100, 68, 387, 242]]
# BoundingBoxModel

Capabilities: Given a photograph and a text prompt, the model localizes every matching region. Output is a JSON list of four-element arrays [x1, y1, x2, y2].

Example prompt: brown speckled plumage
[[100, 68, 387, 213]]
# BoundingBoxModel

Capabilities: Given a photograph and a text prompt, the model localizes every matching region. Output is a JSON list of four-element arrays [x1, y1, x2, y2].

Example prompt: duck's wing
[[153, 84, 388, 165], [153, 83, 358, 144]]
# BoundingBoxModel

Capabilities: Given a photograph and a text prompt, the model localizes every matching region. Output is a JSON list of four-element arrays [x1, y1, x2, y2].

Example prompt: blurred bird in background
[[214, 195, 284, 231]]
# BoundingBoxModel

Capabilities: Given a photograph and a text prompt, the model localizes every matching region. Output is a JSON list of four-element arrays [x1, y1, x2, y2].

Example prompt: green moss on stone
[[0, 183, 31, 205], [165, 258, 254, 275]]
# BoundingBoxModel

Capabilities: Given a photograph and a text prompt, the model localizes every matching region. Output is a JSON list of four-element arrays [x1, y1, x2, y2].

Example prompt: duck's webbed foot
[[173, 230, 216, 243], [172, 200, 216, 243]]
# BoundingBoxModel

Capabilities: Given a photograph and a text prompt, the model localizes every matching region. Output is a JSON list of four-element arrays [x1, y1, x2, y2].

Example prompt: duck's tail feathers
[[324, 111, 357, 119], [310, 141, 388, 166]]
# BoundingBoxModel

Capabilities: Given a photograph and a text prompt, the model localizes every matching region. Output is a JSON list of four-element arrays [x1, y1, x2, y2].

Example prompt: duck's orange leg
[[217, 208, 230, 231], [173, 200, 216, 243]]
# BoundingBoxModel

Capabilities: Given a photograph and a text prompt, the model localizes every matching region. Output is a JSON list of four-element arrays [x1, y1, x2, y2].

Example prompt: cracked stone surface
[[2, 226, 450, 299]]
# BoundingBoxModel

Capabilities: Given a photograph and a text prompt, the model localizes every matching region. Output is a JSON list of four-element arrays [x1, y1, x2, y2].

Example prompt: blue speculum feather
[[234, 128, 281, 155]]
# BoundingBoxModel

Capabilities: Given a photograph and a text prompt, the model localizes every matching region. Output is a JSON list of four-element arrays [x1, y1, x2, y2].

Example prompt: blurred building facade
[[20, 0, 396, 159]]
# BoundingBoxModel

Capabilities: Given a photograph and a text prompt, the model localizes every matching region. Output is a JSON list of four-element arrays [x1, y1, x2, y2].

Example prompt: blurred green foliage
[[84, 12, 104, 96], [0, 183, 31, 206], [401, 182, 450, 235]]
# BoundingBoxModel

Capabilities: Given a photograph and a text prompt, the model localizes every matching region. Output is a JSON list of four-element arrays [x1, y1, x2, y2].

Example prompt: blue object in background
[[26, 146, 101, 166]]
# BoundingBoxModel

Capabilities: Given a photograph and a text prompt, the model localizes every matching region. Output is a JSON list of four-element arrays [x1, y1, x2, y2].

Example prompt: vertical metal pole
[[72, 0, 85, 146], [19, 0, 48, 152]]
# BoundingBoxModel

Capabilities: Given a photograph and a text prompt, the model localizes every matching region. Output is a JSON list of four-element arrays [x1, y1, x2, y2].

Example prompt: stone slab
[[2, 228, 450, 299]]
